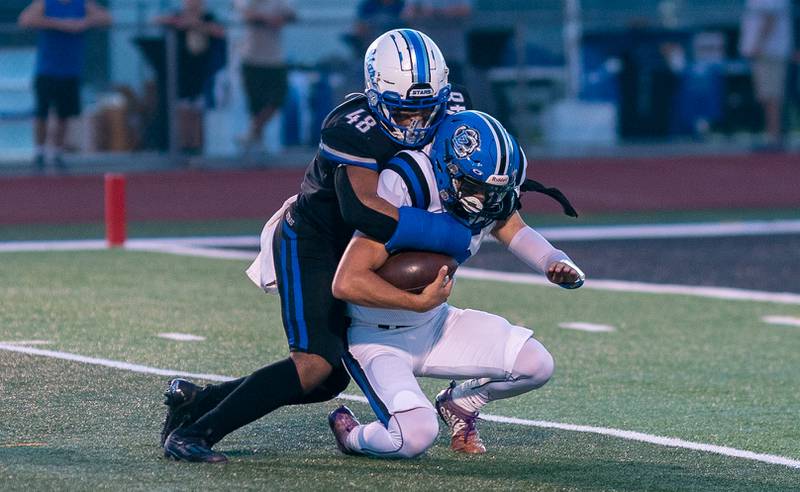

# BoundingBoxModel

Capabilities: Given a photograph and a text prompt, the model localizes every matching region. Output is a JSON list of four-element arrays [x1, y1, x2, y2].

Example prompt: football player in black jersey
[[163, 29, 476, 462]]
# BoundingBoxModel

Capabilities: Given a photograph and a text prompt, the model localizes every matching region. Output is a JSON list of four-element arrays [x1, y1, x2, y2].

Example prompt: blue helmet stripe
[[400, 29, 429, 84], [482, 112, 511, 176]]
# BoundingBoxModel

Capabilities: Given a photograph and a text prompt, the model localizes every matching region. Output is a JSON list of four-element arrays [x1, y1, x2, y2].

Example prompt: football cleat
[[327, 405, 361, 455], [163, 428, 227, 463], [435, 383, 486, 454], [160, 378, 202, 447]]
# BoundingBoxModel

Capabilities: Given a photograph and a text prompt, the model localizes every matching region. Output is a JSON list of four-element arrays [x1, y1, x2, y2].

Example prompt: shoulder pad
[[384, 151, 433, 210]]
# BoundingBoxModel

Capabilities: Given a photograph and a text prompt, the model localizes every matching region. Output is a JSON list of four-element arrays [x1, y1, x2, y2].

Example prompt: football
[[376, 251, 459, 294]]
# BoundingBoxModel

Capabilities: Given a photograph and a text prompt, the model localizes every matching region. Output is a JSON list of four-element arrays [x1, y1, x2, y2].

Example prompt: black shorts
[[272, 206, 349, 366], [35, 75, 81, 119], [241, 63, 288, 115]]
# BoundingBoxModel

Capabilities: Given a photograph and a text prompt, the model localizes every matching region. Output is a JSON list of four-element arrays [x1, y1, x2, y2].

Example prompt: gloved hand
[[546, 259, 585, 289]]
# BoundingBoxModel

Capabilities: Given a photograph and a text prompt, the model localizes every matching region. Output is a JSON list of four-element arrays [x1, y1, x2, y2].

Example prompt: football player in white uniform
[[327, 110, 585, 457]]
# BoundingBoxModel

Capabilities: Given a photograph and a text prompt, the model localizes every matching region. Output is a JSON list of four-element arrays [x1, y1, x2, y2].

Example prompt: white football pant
[[343, 306, 554, 458]]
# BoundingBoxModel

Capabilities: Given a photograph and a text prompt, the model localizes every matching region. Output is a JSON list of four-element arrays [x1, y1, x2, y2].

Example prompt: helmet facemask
[[439, 160, 516, 230], [431, 110, 524, 231], [363, 29, 451, 148], [366, 84, 451, 148]]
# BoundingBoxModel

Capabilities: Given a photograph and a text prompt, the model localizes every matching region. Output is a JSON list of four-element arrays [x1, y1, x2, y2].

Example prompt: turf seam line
[[1, 342, 798, 470]]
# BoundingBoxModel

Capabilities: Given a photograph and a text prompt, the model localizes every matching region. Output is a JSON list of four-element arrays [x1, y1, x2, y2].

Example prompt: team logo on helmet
[[366, 49, 378, 82], [452, 125, 480, 158]]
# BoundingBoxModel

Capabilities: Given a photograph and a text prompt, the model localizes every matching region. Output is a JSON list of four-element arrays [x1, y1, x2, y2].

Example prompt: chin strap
[[520, 179, 579, 218]]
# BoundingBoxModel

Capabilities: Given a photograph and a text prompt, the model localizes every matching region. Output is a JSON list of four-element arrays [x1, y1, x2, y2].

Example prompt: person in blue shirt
[[18, 0, 111, 171]]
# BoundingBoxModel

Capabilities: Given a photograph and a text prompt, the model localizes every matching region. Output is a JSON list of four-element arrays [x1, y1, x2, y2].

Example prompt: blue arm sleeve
[[385, 207, 472, 263]]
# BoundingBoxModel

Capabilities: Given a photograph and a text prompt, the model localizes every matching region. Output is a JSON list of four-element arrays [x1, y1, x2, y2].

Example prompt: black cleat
[[163, 428, 227, 463], [328, 405, 360, 455], [160, 378, 202, 447]]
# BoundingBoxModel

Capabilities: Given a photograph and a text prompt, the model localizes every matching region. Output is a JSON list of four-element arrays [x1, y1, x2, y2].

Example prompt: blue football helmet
[[430, 110, 526, 229], [364, 29, 451, 148]]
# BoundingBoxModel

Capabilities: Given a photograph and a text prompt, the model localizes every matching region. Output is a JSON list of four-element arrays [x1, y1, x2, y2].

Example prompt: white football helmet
[[364, 29, 451, 147]]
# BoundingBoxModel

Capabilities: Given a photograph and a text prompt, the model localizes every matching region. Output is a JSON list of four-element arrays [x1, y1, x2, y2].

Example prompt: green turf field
[[1, 249, 799, 491]]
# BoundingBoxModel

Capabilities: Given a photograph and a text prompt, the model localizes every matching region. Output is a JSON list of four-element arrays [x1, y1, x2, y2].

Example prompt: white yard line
[[2, 218, 800, 254], [559, 322, 616, 333], [157, 333, 206, 342], [0, 239, 107, 252], [455, 268, 800, 305], [537, 219, 800, 241], [1, 342, 798, 470], [761, 316, 800, 328], [126, 241, 257, 261]]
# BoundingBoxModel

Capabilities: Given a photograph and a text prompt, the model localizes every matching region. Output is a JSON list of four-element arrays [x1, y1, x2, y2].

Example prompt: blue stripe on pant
[[283, 223, 309, 350], [280, 221, 309, 350], [279, 232, 295, 347], [343, 351, 391, 426]]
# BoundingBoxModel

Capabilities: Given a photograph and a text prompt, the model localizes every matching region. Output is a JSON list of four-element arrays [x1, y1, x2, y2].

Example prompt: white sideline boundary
[[2, 217, 800, 253], [1, 341, 798, 470], [2, 236, 800, 305]]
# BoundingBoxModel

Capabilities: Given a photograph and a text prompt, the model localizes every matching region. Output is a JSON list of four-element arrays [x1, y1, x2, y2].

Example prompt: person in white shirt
[[740, 0, 795, 148], [236, 0, 296, 152]]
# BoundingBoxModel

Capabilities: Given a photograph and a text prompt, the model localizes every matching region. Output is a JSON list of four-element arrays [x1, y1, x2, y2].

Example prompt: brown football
[[376, 251, 459, 294]]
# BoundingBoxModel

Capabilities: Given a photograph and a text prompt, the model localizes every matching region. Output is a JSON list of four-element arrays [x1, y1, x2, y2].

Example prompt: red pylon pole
[[104, 173, 126, 248]]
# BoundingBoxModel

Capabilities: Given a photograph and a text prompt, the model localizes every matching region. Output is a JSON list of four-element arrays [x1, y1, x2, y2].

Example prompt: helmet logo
[[486, 175, 510, 186], [366, 49, 378, 83], [409, 87, 434, 97], [452, 125, 480, 159]]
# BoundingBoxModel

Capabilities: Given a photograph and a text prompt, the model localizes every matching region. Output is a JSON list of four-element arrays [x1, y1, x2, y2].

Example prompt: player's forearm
[[332, 270, 423, 311], [505, 226, 569, 274], [335, 166, 398, 242]]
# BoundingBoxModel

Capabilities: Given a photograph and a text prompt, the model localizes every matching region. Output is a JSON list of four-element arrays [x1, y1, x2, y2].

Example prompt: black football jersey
[[292, 85, 472, 244]]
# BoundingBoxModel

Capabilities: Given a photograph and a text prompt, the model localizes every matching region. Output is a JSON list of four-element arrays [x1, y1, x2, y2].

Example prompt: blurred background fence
[[1, 0, 798, 170]]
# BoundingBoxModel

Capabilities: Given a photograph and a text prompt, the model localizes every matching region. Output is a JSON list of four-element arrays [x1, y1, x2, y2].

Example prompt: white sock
[[450, 378, 491, 414]]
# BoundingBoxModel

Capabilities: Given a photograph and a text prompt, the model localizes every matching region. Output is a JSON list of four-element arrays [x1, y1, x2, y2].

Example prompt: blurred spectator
[[349, 0, 405, 56], [154, 0, 226, 154], [739, 0, 794, 149], [235, 0, 296, 154], [402, 0, 471, 84], [18, 0, 111, 171]]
